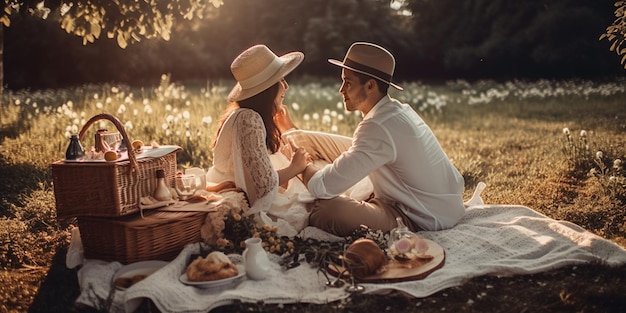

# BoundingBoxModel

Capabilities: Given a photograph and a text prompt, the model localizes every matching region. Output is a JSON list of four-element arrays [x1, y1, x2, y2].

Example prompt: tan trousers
[[282, 129, 418, 236]]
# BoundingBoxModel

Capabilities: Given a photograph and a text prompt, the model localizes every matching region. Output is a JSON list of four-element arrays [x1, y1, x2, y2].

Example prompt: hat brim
[[328, 59, 403, 91], [228, 52, 304, 102]]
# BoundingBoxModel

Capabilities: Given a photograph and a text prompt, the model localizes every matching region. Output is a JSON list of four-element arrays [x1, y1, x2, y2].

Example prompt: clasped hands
[[284, 138, 313, 174]]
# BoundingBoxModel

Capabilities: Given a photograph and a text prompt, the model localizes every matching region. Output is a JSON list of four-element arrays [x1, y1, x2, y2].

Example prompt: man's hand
[[275, 105, 298, 133]]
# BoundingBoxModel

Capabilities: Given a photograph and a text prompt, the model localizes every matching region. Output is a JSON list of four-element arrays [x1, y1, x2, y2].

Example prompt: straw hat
[[228, 45, 304, 102], [328, 42, 403, 90]]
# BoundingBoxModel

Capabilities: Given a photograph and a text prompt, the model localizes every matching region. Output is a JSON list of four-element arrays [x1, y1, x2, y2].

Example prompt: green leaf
[[0, 16, 10, 27], [116, 31, 128, 49], [90, 22, 101, 39]]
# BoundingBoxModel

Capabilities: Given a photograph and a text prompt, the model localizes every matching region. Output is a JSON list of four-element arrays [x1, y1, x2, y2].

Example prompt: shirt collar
[[363, 95, 392, 120]]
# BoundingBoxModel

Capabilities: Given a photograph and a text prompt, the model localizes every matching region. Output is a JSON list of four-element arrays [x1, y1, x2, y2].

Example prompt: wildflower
[[614, 159, 622, 169], [580, 130, 587, 137], [291, 102, 300, 111], [144, 104, 153, 114], [201, 116, 213, 124], [322, 115, 331, 124], [562, 128, 570, 135], [216, 238, 230, 249], [589, 168, 597, 176], [596, 151, 604, 160]]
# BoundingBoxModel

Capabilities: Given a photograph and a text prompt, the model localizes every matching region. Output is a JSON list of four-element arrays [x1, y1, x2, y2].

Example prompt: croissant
[[186, 251, 239, 282]]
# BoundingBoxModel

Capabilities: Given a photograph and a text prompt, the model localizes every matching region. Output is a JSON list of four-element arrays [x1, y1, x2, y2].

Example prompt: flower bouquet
[[199, 190, 295, 256]]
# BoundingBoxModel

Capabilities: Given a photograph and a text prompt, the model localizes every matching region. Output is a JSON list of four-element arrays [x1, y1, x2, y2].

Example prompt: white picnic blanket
[[72, 204, 626, 312]]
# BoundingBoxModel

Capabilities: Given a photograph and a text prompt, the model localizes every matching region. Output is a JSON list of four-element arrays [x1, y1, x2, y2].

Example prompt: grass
[[1, 77, 626, 312]]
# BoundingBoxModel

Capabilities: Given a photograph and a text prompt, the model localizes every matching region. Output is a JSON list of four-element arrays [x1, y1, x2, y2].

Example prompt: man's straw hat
[[228, 45, 304, 102], [328, 42, 403, 90]]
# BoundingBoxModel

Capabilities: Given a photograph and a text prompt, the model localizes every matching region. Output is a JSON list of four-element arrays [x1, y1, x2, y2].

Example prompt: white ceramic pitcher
[[242, 237, 270, 280]]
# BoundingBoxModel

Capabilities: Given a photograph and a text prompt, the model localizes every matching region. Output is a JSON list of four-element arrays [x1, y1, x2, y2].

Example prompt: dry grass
[[1, 79, 625, 312]]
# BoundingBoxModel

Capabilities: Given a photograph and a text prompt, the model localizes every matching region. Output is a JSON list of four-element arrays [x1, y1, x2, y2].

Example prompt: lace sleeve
[[233, 109, 278, 206]]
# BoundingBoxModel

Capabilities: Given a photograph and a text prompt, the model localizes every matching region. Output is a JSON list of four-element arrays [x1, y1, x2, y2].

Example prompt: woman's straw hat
[[328, 42, 403, 90], [228, 45, 304, 102]]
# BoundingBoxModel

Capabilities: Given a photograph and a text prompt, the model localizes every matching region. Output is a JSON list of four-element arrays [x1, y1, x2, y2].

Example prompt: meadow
[[1, 75, 626, 312]]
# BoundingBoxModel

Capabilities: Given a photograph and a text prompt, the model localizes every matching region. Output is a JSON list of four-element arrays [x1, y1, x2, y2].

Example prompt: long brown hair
[[213, 82, 281, 154]]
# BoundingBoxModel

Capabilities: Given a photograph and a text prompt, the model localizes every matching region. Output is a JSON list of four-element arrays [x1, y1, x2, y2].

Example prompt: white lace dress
[[206, 108, 310, 236]]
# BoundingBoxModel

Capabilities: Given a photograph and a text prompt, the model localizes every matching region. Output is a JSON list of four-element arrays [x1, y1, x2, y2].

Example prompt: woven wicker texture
[[51, 113, 179, 218], [78, 209, 207, 264]]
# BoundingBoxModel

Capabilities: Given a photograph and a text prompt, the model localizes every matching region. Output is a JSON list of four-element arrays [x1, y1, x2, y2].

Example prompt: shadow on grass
[[0, 154, 50, 216], [28, 246, 85, 313]]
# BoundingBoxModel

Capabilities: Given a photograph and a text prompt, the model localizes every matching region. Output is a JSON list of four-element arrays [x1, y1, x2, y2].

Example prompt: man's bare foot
[[275, 105, 298, 133]]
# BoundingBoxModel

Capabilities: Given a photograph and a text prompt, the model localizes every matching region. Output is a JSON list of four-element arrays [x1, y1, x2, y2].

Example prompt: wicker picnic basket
[[51, 113, 180, 219], [77, 209, 207, 264]]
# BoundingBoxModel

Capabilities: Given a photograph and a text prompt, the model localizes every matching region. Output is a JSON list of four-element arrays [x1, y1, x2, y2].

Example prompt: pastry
[[114, 274, 147, 289], [186, 251, 239, 282]]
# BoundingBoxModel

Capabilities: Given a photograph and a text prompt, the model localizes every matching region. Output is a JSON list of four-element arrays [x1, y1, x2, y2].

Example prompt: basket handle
[[78, 113, 139, 172]]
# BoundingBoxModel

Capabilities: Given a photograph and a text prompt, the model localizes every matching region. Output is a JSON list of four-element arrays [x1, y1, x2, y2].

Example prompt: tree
[[601, 1, 626, 68], [405, 0, 620, 79], [0, 0, 224, 121]]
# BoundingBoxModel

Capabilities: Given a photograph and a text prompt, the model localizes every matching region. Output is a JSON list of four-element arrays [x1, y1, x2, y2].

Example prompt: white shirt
[[207, 108, 278, 214], [206, 108, 310, 236], [307, 95, 466, 231]]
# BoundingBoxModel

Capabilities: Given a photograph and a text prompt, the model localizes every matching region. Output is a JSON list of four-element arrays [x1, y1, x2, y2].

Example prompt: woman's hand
[[290, 147, 310, 173]]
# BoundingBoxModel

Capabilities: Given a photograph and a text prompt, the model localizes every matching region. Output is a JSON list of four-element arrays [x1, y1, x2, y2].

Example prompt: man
[[281, 42, 466, 236]]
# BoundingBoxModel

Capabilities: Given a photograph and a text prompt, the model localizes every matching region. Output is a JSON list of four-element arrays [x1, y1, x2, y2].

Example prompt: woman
[[206, 44, 310, 234]]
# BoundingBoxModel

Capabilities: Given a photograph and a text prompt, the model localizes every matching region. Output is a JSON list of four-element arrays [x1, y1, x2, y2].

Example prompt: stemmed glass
[[342, 256, 366, 293], [175, 174, 197, 200]]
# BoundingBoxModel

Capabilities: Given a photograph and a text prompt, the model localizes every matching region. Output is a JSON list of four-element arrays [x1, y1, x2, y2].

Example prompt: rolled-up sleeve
[[307, 121, 394, 199]]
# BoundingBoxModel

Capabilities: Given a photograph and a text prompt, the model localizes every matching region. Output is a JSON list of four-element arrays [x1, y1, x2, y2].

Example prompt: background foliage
[[3, 0, 625, 89]]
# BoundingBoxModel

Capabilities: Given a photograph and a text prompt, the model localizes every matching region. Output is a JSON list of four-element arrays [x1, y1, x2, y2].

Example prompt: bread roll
[[343, 238, 387, 278]]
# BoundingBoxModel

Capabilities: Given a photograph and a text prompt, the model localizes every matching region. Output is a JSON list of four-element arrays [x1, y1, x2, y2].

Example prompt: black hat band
[[344, 58, 393, 82]]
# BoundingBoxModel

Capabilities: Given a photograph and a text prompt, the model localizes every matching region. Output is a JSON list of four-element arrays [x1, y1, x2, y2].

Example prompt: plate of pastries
[[180, 251, 245, 289]]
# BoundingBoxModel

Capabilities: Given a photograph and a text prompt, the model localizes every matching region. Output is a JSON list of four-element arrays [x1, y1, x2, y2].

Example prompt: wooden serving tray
[[327, 239, 445, 283]]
